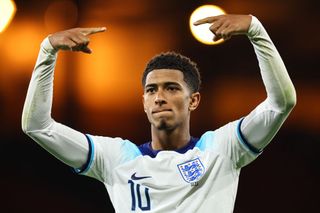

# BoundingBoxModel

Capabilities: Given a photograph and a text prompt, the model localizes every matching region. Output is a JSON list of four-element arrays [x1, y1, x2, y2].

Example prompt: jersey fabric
[[76, 119, 260, 212], [22, 15, 296, 213]]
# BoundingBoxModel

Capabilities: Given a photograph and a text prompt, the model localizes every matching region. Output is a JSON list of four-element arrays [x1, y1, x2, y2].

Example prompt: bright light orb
[[0, 0, 16, 33], [189, 5, 226, 45]]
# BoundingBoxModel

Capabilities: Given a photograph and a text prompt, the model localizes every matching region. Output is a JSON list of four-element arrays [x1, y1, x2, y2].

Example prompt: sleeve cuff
[[40, 37, 58, 55], [72, 134, 95, 175], [247, 15, 263, 39], [236, 118, 263, 155]]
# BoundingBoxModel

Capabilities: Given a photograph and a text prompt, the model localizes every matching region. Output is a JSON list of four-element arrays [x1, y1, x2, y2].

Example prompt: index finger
[[81, 27, 107, 36], [193, 16, 217, 26]]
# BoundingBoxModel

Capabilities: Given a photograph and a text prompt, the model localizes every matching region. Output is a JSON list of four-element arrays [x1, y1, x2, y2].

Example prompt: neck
[[150, 123, 190, 151]]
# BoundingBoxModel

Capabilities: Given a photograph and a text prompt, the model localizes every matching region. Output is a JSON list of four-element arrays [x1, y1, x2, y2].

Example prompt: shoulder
[[195, 120, 240, 151], [87, 134, 142, 161]]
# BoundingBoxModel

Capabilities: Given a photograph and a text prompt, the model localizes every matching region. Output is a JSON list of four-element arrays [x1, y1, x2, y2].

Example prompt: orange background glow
[[0, 0, 319, 212]]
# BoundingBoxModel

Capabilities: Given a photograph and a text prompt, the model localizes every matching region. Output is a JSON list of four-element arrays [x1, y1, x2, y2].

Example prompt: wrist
[[41, 37, 58, 55]]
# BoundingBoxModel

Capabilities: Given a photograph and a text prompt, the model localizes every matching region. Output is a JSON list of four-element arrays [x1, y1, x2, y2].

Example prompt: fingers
[[70, 27, 106, 53], [60, 39, 77, 51], [193, 16, 219, 26], [194, 15, 234, 42], [194, 15, 252, 43], [213, 21, 231, 41], [70, 34, 89, 47], [49, 27, 106, 54], [81, 27, 106, 36], [193, 15, 228, 42], [209, 19, 223, 34], [80, 46, 92, 54]]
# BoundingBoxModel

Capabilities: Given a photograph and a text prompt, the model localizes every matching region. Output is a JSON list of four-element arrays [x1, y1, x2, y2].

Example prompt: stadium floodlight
[[0, 0, 16, 33], [189, 5, 226, 45]]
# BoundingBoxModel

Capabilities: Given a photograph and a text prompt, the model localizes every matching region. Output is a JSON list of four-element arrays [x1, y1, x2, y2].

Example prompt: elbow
[[286, 94, 297, 110], [278, 89, 297, 113], [22, 115, 54, 136], [21, 125, 28, 135], [21, 103, 33, 134], [270, 88, 297, 113], [21, 115, 32, 135], [21, 111, 29, 134], [21, 112, 45, 135], [22, 125, 31, 135], [285, 88, 297, 110]]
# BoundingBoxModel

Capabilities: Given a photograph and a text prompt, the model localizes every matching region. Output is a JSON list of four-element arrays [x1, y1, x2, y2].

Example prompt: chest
[[113, 149, 235, 188], [108, 149, 238, 212]]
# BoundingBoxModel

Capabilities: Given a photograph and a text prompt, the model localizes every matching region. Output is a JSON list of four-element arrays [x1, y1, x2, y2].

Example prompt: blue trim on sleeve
[[73, 134, 95, 174], [236, 118, 262, 155], [195, 131, 215, 151], [122, 140, 142, 161]]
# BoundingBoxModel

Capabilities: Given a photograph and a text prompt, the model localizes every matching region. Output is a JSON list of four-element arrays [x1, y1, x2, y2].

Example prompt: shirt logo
[[177, 158, 205, 183], [131, 172, 152, 180]]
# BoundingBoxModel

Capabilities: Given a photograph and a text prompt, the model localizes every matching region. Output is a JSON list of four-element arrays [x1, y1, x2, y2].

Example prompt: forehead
[[145, 69, 185, 85]]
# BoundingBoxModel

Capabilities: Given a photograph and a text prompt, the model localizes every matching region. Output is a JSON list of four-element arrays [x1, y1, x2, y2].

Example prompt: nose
[[155, 90, 166, 106]]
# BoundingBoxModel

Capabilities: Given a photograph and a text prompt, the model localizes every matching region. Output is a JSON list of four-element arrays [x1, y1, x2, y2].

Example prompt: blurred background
[[1, 0, 319, 212]]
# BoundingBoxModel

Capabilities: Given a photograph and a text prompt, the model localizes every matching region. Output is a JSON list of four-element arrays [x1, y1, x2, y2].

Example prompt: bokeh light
[[0, 0, 16, 33], [189, 5, 226, 45]]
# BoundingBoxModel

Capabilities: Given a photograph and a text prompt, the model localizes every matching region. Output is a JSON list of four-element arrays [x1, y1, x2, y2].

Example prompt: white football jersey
[[76, 119, 260, 213], [22, 15, 294, 213]]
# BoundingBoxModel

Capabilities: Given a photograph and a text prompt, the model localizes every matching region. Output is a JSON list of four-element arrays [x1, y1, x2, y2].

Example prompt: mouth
[[152, 109, 172, 114]]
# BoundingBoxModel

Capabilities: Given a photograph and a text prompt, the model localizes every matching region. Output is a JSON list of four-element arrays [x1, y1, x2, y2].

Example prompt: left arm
[[194, 15, 296, 151]]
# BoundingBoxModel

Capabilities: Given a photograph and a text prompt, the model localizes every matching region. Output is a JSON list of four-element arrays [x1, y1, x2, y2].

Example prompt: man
[[22, 14, 296, 212]]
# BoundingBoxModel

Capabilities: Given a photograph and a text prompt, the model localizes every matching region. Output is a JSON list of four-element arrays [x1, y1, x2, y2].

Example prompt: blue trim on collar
[[138, 137, 199, 158]]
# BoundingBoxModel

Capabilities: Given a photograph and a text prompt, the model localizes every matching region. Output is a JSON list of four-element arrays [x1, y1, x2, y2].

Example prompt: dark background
[[0, 0, 319, 212]]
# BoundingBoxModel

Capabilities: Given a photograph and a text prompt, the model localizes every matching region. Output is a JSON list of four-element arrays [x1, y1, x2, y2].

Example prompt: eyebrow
[[145, 82, 181, 88]]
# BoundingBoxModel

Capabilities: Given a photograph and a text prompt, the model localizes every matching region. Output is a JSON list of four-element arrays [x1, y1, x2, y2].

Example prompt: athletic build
[[22, 15, 296, 212]]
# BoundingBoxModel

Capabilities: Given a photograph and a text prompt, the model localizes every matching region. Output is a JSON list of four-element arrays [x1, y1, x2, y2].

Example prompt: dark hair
[[142, 52, 201, 93]]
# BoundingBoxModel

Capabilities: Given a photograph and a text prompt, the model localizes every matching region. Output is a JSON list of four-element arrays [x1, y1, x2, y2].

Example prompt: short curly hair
[[142, 52, 201, 93]]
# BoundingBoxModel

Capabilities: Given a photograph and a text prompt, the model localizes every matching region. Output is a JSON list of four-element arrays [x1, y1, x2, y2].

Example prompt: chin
[[156, 119, 174, 130]]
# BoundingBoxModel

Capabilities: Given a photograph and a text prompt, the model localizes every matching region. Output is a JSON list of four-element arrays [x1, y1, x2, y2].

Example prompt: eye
[[146, 87, 155, 93], [167, 86, 179, 91]]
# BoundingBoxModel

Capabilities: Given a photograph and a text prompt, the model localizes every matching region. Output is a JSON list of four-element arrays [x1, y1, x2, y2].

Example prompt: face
[[143, 69, 200, 131]]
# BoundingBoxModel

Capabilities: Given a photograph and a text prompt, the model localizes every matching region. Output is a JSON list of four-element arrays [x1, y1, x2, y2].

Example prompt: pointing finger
[[81, 27, 107, 36], [193, 17, 216, 26]]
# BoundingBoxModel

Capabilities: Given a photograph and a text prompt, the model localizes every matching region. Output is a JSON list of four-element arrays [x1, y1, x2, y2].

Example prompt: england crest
[[177, 158, 205, 183]]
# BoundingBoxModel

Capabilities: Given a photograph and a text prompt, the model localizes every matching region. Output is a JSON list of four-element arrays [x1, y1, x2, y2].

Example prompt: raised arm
[[21, 27, 106, 170], [194, 15, 296, 151]]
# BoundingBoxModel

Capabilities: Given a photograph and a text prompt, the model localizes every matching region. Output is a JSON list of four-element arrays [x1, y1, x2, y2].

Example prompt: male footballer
[[22, 14, 296, 212]]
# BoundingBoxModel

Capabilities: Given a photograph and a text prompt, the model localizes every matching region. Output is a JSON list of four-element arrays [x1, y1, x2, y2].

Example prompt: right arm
[[21, 27, 106, 170]]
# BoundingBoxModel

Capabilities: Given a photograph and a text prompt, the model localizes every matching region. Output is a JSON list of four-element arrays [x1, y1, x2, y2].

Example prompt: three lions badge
[[177, 158, 205, 184]]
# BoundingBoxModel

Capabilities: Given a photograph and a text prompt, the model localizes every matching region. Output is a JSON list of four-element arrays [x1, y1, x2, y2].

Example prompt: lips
[[152, 108, 172, 114]]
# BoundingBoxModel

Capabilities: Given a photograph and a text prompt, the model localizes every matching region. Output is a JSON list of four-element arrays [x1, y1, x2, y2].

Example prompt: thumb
[[213, 35, 222, 42], [81, 46, 92, 54]]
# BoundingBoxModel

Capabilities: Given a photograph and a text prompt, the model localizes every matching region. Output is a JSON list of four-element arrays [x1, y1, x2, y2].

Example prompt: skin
[[47, 14, 252, 151], [143, 69, 200, 150], [48, 15, 251, 52], [194, 14, 252, 41], [48, 27, 106, 53], [143, 15, 252, 150]]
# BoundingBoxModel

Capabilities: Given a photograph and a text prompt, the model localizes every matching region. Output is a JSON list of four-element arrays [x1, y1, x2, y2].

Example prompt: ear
[[189, 92, 201, 111], [142, 94, 147, 113]]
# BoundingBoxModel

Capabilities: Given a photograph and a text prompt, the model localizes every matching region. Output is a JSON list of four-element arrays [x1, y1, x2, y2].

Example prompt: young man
[[22, 14, 296, 212]]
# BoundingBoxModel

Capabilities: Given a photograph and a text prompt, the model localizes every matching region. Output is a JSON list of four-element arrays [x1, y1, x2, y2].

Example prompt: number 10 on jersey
[[128, 180, 151, 211]]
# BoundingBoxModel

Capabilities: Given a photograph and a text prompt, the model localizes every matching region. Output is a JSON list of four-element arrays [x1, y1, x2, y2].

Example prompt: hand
[[48, 27, 106, 54], [193, 14, 252, 41]]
